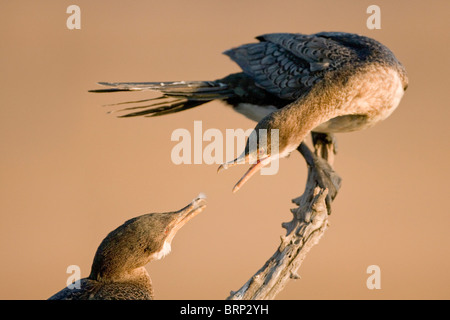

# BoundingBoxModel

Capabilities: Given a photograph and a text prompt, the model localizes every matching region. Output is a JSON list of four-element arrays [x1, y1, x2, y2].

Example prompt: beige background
[[1, 0, 449, 300]]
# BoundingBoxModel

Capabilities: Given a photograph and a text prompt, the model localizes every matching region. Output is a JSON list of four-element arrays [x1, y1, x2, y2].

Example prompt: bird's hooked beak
[[217, 150, 274, 193]]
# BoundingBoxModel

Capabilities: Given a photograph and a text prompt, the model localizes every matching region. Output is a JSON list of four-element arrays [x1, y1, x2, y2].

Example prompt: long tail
[[89, 80, 233, 118]]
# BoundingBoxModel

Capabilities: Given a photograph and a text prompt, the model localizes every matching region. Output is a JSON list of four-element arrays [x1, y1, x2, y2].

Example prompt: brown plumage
[[48, 195, 206, 300], [90, 32, 408, 191]]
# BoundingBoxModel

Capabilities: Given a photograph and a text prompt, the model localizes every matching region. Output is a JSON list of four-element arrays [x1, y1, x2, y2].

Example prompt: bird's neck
[[274, 94, 338, 149], [90, 261, 152, 285], [88, 242, 154, 283], [88, 256, 154, 298]]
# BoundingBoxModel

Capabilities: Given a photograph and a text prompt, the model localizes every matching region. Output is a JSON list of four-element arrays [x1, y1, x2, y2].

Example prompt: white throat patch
[[152, 241, 172, 260]]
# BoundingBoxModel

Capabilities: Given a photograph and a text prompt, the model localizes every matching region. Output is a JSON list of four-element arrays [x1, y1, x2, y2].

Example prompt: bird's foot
[[297, 142, 341, 214], [312, 156, 341, 213]]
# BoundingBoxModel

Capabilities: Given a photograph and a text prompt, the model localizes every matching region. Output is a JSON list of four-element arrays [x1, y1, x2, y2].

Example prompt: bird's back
[[224, 32, 407, 102], [89, 32, 407, 124]]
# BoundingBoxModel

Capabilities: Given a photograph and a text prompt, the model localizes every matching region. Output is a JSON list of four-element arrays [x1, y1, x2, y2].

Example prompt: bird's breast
[[314, 65, 405, 133]]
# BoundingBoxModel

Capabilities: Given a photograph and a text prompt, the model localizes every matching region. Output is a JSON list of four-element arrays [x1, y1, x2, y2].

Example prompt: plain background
[[1, 0, 449, 300]]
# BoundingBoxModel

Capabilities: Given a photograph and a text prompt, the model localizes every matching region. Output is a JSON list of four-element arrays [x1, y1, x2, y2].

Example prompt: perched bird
[[90, 32, 408, 192], [48, 194, 206, 300]]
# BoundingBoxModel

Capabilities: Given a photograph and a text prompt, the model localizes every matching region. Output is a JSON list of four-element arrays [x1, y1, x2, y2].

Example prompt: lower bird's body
[[48, 269, 153, 300]]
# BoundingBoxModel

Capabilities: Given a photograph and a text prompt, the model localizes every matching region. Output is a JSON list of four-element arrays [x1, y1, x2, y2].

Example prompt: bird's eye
[[258, 148, 265, 155]]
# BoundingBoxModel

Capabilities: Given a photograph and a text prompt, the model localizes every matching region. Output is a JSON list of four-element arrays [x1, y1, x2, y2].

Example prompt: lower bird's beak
[[170, 194, 206, 236]]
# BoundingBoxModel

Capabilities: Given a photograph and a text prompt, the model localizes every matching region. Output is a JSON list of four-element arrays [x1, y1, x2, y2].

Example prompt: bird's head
[[89, 194, 206, 281], [218, 116, 296, 192]]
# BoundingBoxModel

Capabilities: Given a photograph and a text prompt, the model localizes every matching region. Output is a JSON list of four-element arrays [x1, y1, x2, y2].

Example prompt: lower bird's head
[[218, 117, 296, 192], [89, 194, 206, 281], [143, 194, 207, 261]]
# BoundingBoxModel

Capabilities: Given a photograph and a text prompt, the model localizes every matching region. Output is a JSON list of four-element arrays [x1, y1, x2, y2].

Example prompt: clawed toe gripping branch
[[227, 134, 341, 300]]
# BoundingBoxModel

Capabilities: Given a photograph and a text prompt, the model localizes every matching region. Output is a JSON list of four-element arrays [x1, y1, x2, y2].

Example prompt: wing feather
[[224, 32, 357, 100]]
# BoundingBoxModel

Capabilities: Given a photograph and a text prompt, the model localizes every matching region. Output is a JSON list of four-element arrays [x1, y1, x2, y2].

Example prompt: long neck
[[88, 235, 154, 282], [89, 252, 152, 282], [273, 84, 342, 149]]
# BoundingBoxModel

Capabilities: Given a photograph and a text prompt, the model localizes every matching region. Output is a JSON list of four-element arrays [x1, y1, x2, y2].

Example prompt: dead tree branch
[[227, 133, 341, 300]]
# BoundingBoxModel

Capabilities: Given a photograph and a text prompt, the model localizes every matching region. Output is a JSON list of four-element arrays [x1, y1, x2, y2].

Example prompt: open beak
[[218, 153, 273, 193], [231, 156, 273, 193]]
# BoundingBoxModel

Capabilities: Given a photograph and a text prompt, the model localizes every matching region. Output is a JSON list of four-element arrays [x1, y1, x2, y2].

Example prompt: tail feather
[[115, 98, 204, 118], [90, 80, 230, 96], [90, 80, 234, 118], [127, 100, 205, 118], [104, 96, 167, 107], [107, 97, 185, 112]]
